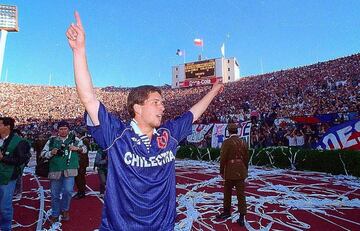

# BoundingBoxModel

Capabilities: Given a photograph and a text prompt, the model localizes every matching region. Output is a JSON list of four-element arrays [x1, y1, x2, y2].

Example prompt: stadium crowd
[[0, 53, 359, 149]]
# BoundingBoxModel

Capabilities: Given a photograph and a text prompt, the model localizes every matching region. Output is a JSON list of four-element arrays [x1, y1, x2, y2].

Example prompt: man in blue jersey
[[66, 12, 224, 230]]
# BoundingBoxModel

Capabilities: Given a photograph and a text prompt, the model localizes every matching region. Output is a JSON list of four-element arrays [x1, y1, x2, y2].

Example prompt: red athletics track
[[12, 159, 360, 230]]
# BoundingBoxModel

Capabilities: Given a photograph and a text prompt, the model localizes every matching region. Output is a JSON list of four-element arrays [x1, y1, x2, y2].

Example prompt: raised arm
[[66, 11, 100, 125], [189, 80, 224, 123]]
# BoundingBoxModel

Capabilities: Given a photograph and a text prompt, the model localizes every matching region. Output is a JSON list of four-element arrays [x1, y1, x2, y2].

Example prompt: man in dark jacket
[[73, 128, 90, 199], [0, 117, 31, 231], [216, 123, 249, 227]]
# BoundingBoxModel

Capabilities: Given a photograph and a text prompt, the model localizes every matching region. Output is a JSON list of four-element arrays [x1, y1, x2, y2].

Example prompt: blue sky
[[1, 0, 359, 87]]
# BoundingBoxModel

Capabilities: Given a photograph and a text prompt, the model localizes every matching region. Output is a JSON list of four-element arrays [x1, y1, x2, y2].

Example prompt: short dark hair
[[0, 117, 15, 131], [127, 85, 162, 118], [58, 120, 70, 129], [13, 128, 23, 137], [227, 123, 238, 134]]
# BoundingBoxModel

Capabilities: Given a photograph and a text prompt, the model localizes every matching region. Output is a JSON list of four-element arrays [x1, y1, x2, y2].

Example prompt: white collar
[[130, 119, 159, 136]]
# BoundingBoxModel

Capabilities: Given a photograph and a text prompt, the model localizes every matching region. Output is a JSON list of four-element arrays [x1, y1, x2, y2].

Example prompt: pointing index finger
[[74, 11, 83, 28]]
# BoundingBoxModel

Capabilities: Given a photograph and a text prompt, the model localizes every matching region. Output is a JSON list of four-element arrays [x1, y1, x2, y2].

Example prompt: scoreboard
[[173, 57, 239, 88], [185, 59, 215, 79], [180, 59, 220, 87]]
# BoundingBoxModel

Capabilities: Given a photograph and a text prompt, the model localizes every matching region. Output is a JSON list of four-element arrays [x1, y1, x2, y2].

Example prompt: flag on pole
[[221, 43, 225, 57], [176, 49, 186, 63], [194, 38, 203, 47], [176, 49, 183, 56]]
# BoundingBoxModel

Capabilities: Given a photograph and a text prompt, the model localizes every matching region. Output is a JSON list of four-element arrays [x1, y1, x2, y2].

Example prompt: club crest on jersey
[[157, 131, 169, 149]]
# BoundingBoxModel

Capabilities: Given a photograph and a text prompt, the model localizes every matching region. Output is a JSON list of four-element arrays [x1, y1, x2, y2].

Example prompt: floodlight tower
[[0, 4, 18, 82]]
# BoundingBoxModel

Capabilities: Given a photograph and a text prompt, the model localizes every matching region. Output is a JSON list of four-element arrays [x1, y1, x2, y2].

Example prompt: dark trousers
[[223, 179, 246, 215], [75, 163, 87, 193], [97, 169, 107, 194]]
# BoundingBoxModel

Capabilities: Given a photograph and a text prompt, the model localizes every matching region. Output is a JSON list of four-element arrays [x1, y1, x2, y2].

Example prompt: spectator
[[285, 128, 297, 147], [40, 121, 87, 224], [295, 129, 305, 148], [12, 129, 25, 201], [73, 128, 90, 200], [0, 117, 31, 231], [0, 53, 359, 126], [93, 147, 107, 198]]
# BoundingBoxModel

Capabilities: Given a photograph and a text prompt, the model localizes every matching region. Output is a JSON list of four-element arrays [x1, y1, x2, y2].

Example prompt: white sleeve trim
[[86, 114, 96, 127]]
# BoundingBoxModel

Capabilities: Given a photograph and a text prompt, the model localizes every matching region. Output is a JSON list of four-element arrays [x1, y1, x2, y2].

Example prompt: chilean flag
[[194, 38, 203, 46]]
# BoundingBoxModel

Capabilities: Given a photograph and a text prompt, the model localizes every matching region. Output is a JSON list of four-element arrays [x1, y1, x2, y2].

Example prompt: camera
[[57, 143, 67, 156]]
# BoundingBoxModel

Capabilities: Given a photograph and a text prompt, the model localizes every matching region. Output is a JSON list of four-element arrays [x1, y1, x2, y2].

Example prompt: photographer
[[41, 121, 87, 225]]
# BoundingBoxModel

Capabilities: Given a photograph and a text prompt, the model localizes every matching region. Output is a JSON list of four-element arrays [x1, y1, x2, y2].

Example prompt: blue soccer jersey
[[86, 103, 193, 231]]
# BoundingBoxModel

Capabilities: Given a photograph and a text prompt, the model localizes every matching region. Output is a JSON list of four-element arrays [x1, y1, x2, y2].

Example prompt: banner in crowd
[[187, 124, 213, 143], [211, 121, 251, 148], [287, 112, 358, 125], [316, 119, 360, 150], [187, 122, 252, 148], [291, 114, 338, 124]]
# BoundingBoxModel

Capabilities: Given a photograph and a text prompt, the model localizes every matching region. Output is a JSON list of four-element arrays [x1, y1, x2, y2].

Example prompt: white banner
[[187, 124, 213, 143], [211, 121, 252, 148], [211, 124, 227, 148]]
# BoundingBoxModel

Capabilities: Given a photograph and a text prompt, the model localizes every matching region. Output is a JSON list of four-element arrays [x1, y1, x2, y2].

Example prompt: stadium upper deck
[[0, 53, 359, 125]]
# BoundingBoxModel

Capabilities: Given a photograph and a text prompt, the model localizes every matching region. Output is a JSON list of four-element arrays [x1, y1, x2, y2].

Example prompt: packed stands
[[1, 53, 359, 147]]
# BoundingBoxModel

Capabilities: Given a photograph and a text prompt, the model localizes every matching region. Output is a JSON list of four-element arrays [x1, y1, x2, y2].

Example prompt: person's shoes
[[216, 212, 231, 219], [73, 192, 86, 199], [49, 216, 59, 225], [237, 214, 245, 226], [61, 211, 70, 221]]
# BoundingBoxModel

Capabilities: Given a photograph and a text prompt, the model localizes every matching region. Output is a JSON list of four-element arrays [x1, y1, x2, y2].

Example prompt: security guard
[[216, 123, 249, 227]]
